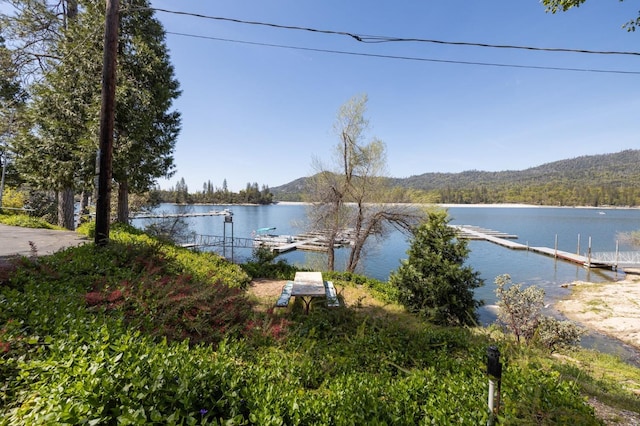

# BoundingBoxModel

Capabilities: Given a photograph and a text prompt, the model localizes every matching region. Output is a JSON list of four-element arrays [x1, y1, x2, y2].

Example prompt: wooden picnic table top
[[294, 271, 323, 284], [275, 273, 340, 311], [292, 272, 325, 297], [291, 283, 326, 297]]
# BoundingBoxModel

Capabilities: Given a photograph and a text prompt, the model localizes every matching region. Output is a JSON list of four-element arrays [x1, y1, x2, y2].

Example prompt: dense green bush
[[324, 270, 399, 302], [390, 210, 484, 325], [0, 213, 61, 229], [535, 316, 583, 353], [240, 247, 299, 280]]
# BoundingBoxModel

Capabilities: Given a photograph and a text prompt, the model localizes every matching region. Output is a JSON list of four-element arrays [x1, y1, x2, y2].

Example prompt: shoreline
[[274, 201, 640, 210], [164, 201, 640, 210], [554, 276, 640, 352]]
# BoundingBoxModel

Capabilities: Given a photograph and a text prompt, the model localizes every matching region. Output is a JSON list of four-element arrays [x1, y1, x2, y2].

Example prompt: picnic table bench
[[275, 272, 340, 312]]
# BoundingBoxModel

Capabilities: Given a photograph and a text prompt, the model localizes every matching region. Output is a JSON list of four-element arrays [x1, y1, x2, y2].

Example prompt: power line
[[166, 31, 640, 75], [143, 6, 640, 57]]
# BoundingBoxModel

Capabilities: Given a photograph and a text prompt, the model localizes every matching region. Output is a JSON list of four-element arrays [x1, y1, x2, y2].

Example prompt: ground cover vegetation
[[1, 220, 639, 424]]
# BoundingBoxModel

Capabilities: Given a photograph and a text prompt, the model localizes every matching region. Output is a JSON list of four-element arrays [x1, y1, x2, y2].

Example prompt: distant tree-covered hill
[[271, 150, 640, 206]]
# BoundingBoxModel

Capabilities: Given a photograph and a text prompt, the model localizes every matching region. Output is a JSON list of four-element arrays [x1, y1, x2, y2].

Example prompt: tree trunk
[[78, 190, 90, 225], [117, 180, 129, 224], [346, 202, 365, 272], [57, 188, 75, 230], [326, 229, 336, 271]]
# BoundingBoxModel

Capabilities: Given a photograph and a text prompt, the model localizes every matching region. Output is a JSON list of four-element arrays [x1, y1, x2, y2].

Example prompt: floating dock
[[255, 230, 350, 254], [451, 225, 612, 269], [131, 209, 232, 219]]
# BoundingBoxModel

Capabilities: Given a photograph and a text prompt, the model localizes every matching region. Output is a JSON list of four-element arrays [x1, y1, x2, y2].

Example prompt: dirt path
[[247, 278, 288, 298]]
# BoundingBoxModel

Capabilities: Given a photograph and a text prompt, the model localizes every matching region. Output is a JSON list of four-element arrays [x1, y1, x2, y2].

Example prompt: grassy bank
[[0, 223, 638, 424]]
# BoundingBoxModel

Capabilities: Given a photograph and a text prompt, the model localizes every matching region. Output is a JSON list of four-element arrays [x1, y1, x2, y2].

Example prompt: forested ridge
[[272, 150, 640, 206]]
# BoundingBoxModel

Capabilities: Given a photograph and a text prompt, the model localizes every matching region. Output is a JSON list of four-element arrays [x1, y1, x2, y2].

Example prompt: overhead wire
[[166, 31, 640, 75], [143, 6, 640, 57]]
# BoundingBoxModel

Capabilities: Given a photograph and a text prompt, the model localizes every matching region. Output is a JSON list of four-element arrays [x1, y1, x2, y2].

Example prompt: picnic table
[[275, 272, 340, 313]]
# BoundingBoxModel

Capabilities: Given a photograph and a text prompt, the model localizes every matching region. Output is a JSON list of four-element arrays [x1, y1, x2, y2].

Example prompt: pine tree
[[113, 0, 181, 223], [6, 0, 180, 227], [389, 209, 484, 326], [9, 0, 95, 229]]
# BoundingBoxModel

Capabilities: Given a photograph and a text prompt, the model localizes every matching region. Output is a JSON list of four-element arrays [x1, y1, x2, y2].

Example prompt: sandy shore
[[555, 274, 640, 350]]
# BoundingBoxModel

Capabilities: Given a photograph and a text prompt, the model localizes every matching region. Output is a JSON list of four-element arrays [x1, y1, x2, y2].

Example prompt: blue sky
[[148, 0, 639, 192]]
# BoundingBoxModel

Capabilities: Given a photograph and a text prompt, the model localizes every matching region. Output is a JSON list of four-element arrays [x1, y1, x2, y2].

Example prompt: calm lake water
[[132, 203, 640, 363]]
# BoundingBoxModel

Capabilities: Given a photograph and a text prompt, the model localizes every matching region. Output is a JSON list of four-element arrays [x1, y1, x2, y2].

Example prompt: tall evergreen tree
[[113, 0, 181, 223], [390, 209, 484, 326], [8, 0, 93, 229], [0, 35, 27, 203], [5, 0, 180, 227]]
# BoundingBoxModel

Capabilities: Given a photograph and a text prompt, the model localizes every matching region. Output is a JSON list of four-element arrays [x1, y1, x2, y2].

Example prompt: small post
[[615, 240, 619, 270], [487, 346, 502, 425], [222, 217, 226, 258], [577, 233, 581, 256], [587, 236, 592, 268], [554, 234, 558, 258], [225, 214, 234, 262]]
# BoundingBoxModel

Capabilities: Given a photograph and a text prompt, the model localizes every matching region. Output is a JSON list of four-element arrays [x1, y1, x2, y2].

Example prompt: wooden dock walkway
[[131, 210, 232, 219], [452, 225, 612, 269], [253, 229, 353, 253]]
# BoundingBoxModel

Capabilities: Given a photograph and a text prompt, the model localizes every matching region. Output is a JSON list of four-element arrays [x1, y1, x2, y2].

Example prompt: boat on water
[[209, 208, 233, 216], [253, 227, 294, 245]]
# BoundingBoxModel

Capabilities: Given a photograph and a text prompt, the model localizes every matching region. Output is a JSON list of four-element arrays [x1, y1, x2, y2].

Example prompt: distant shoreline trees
[[271, 149, 640, 207], [153, 178, 273, 205]]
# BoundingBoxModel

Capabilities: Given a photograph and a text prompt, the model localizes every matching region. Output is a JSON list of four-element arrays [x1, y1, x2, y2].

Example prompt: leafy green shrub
[[0, 187, 25, 212], [495, 274, 583, 352], [324, 270, 399, 302], [241, 247, 299, 280], [76, 220, 95, 237], [495, 274, 544, 344], [0, 213, 60, 229], [2, 329, 250, 424], [535, 316, 583, 353]]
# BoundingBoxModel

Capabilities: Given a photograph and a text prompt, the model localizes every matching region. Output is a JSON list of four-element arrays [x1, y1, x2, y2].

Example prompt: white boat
[[253, 227, 294, 244], [209, 208, 233, 216]]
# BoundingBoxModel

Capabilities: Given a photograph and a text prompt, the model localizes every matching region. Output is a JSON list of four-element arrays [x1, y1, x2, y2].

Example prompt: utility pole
[[95, 0, 119, 246]]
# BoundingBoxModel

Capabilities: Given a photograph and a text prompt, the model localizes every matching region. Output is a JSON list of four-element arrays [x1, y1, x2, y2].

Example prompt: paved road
[[0, 224, 89, 259]]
